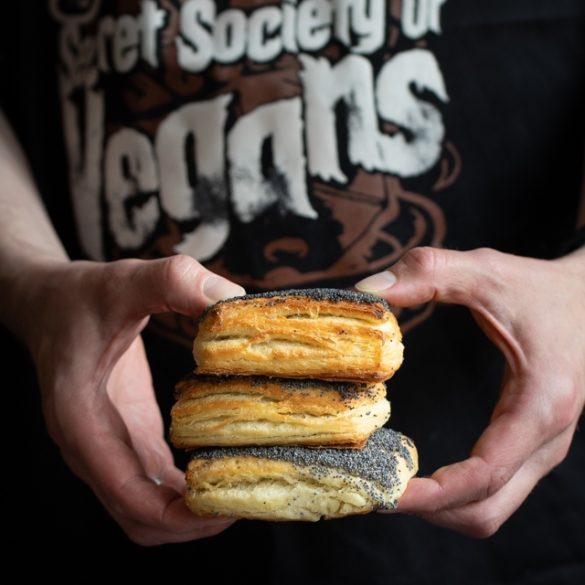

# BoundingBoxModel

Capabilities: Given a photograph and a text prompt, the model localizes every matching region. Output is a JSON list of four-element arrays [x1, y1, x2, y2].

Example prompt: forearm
[[0, 110, 69, 339]]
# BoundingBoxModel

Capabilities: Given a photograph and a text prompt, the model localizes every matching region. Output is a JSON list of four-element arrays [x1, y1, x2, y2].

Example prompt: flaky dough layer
[[193, 289, 404, 383], [185, 428, 417, 521], [171, 375, 390, 448]]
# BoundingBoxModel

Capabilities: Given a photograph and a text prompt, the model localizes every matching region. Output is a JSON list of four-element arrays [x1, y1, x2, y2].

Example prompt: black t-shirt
[[2, 1, 584, 583]]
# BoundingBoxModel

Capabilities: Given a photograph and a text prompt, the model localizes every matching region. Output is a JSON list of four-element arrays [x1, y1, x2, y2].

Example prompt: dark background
[[3, 1, 585, 582]]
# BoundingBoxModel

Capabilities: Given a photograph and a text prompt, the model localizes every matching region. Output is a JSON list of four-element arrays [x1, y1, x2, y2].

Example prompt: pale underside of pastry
[[185, 428, 418, 521], [171, 375, 391, 448], [193, 289, 404, 383]]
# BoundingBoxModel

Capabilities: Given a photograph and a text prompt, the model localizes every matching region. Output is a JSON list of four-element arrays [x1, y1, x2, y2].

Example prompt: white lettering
[[375, 49, 448, 177], [214, 9, 247, 64], [157, 95, 233, 261], [175, 221, 231, 262], [282, 1, 298, 53], [113, 15, 139, 73], [97, 16, 115, 72], [53, 0, 447, 76], [300, 54, 382, 182], [248, 7, 283, 63], [402, 0, 447, 40], [156, 95, 232, 222], [104, 129, 159, 249], [297, 0, 332, 52], [58, 23, 96, 79], [60, 70, 105, 260], [96, 3, 166, 73], [335, 0, 386, 54], [51, 0, 453, 264], [139, 0, 166, 67], [176, 0, 215, 73], [228, 98, 317, 222]]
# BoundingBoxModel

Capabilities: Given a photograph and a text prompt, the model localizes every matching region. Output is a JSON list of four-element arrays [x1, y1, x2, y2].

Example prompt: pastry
[[185, 427, 418, 521], [171, 375, 390, 448], [193, 289, 403, 382]]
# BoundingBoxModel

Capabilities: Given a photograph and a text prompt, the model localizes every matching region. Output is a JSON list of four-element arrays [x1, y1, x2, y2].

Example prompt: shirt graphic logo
[[51, 0, 459, 344]]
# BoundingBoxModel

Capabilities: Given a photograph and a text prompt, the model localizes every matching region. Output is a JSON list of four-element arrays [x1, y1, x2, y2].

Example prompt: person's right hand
[[20, 255, 244, 545]]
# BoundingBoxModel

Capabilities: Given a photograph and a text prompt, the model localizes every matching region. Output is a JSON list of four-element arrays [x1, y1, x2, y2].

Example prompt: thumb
[[108, 255, 245, 319], [355, 247, 492, 309], [355, 247, 530, 371]]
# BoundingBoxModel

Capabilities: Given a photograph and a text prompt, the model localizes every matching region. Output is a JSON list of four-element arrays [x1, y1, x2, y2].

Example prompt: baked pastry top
[[193, 289, 403, 382], [171, 375, 390, 448], [185, 427, 418, 521]]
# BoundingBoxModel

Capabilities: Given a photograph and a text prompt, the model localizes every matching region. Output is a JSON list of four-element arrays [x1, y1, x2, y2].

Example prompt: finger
[[414, 425, 576, 538], [393, 410, 576, 518], [393, 457, 499, 514], [354, 247, 534, 369], [62, 439, 233, 545], [355, 247, 494, 307], [122, 513, 236, 546], [391, 391, 563, 514], [106, 255, 245, 320], [85, 436, 235, 544], [417, 459, 540, 538], [393, 411, 555, 514], [106, 337, 175, 479], [124, 426, 186, 493], [468, 367, 579, 496], [62, 396, 233, 544], [107, 476, 236, 546], [154, 462, 188, 494]]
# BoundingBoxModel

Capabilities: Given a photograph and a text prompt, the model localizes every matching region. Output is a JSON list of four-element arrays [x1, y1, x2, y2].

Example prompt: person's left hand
[[356, 246, 585, 537]]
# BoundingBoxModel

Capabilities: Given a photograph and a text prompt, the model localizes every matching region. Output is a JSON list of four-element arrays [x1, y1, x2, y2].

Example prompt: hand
[[22, 256, 244, 545], [356, 246, 585, 537]]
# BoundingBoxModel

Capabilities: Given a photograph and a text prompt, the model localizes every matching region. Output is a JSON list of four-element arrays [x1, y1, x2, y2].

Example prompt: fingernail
[[203, 276, 245, 303], [355, 271, 397, 293]]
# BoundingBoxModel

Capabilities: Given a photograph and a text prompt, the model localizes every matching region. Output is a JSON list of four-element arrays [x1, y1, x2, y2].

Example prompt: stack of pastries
[[171, 289, 418, 521]]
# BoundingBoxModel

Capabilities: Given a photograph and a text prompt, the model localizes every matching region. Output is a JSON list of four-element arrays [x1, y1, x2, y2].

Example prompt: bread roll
[[171, 375, 390, 448], [185, 428, 417, 521], [193, 289, 403, 382]]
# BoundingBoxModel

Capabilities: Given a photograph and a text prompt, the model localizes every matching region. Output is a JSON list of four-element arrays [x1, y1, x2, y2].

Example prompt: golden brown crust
[[170, 375, 390, 448], [193, 290, 403, 382], [185, 428, 418, 521]]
